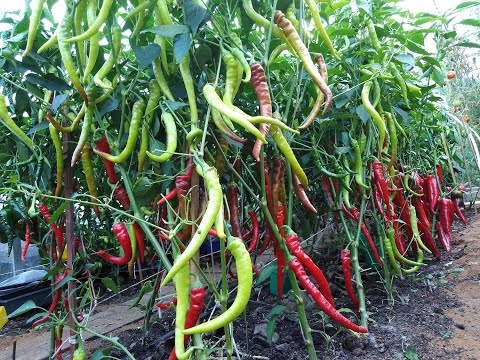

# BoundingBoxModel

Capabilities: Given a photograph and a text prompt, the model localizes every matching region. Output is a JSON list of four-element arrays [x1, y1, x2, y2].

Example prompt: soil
[[2, 212, 479, 360]]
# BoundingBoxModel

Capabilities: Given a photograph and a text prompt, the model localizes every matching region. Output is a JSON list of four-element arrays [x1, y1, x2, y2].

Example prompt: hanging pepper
[[113, 185, 131, 210], [49, 124, 64, 197], [371, 162, 390, 205], [425, 175, 439, 213], [71, 88, 96, 166], [275, 203, 287, 301], [246, 211, 260, 253], [293, 173, 317, 214], [81, 144, 101, 218], [21, 222, 32, 262], [94, 136, 117, 184], [435, 221, 451, 252], [351, 138, 370, 190], [227, 183, 242, 239], [38, 204, 64, 256], [32, 288, 62, 329], [211, 108, 247, 144], [362, 82, 387, 152], [184, 236, 252, 335], [451, 192, 467, 225], [257, 156, 274, 255], [97, 223, 133, 265], [438, 198, 455, 237], [127, 223, 138, 277], [411, 196, 430, 230], [285, 230, 335, 306], [146, 112, 178, 163], [341, 250, 359, 312]]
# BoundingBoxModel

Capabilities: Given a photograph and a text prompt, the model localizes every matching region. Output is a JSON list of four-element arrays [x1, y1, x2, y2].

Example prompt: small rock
[[376, 342, 386, 353], [275, 343, 290, 352], [455, 323, 466, 330], [352, 347, 366, 356]]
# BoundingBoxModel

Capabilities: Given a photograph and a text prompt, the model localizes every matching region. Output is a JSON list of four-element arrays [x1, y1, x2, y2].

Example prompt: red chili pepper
[[54, 323, 63, 360], [51, 272, 67, 287], [21, 222, 32, 262], [227, 183, 242, 239], [275, 203, 286, 300], [32, 289, 62, 329], [436, 164, 443, 186], [38, 204, 64, 257], [133, 222, 145, 263], [340, 250, 359, 313], [342, 205, 383, 267], [285, 232, 335, 306], [438, 198, 455, 236], [289, 258, 367, 333], [372, 184, 385, 217], [168, 286, 205, 360], [243, 228, 253, 241], [176, 175, 192, 241], [371, 162, 390, 204], [323, 177, 335, 207], [411, 196, 430, 230], [94, 136, 117, 184], [97, 223, 133, 265], [452, 195, 467, 225], [156, 297, 177, 309], [157, 156, 195, 206], [293, 173, 317, 214], [113, 185, 131, 210], [435, 221, 451, 252], [246, 211, 260, 253], [425, 175, 439, 213]]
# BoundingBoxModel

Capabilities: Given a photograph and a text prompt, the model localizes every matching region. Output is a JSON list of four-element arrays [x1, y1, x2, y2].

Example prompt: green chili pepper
[[383, 232, 400, 275], [138, 80, 161, 171], [82, 0, 100, 83], [270, 126, 308, 188], [58, 15, 88, 104], [408, 205, 432, 253], [65, 0, 113, 43], [185, 128, 203, 144], [0, 95, 34, 149], [402, 249, 424, 274], [71, 88, 96, 166], [37, 21, 60, 54], [146, 112, 178, 163], [222, 50, 240, 105], [183, 235, 252, 335], [350, 138, 370, 190], [73, 0, 87, 67], [387, 227, 424, 267], [23, 0, 46, 57], [49, 124, 64, 198], [153, 58, 175, 101], [93, 25, 121, 90], [162, 158, 222, 286], [389, 63, 410, 108], [230, 47, 251, 83], [361, 81, 387, 152], [179, 55, 198, 130], [211, 108, 247, 144], [94, 100, 146, 163], [81, 143, 100, 218], [366, 19, 381, 52], [385, 112, 397, 171], [174, 262, 191, 359]]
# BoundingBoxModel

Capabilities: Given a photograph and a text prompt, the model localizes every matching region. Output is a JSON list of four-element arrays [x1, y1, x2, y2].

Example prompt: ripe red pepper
[[435, 221, 451, 252], [275, 203, 286, 300], [341, 250, 359, 313], [97, 223, 133, 265], [227, 183, 242, 239], [451, 193, 467, 225], [246, 211, 260, 253], [438, 198, 455, 236], [168, 286, 205, 360], [94, 136, 117, 184], [38, 204, 64, 258], [156, 297, 177, 309], [21, 222, 32, 262], [323, 177, 335, 207], [372, 184, 385, 217], [342, 205, 382, 267], [411, 196, 430, 230], [176, 175, 192, 241], [293, 173, 317, 213], [371, 162, 390, 205], [285, 232, 335, 306], [436, 164, 443, 186], [157, 156, 195, 206], [32, 288, 62, 329], [289, 258, 367, 333], [425, 175, 439, 213], [113, 185, 131, 210]]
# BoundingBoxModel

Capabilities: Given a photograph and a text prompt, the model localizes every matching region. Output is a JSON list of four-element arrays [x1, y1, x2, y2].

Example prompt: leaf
[[455, 1, 480, 10], [404, 346, 422, 360], [133, 176, 160, 208], [266, 305, 286, 344], [15, 90, 30, 116], [50, 201, 69, 223], [395, 54, 415, 68], [173, 33, 192, 64], [25, 73, 71, 91], [393, 106, 411, 125], [184, 0, 209, 34], [141, 24, 190, 38], [132, 44, 161, 70], [459, 18, 480, 27], [455, 41, 480, 49], [51, 94, 68, 113], [98, 98, 119, 117], [334, 88, 354, 108], [101, 277, 118, 294], [356, 105, 370, 124], [27, 121, 50, 135], [431, 69, 445, 86], [8, 300, 36, 318], [163, 100, 187, 112], [256, 263, 274, 285], [52, 275, 75, 291]]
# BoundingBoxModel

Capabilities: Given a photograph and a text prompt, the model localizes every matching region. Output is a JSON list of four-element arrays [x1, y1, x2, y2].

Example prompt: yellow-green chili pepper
[[94, 100, 146, 163], [0, 95, 34, 149], [222, 50, 240, 106], [153, 58, 175, 101], [93, 25, 121, 90], [179, 55, 198, 130], [73, 0, 87, 67], [361, 81, 387, 152], [350, 137, 369, 190], [146, 112, 177, 163], [183, 236, 252, 334], [174, 262, 191, 359], [162, 159, 222, 286], [138, 80, 161, 171], [23, 0, 46, 57], [65, 0, 113, 43], [389, 63, 410, 109], [49, 123, 64, 197], [82, 0, 100, 83], [71, 88, 96, 166], [81, 143, 100, 218]]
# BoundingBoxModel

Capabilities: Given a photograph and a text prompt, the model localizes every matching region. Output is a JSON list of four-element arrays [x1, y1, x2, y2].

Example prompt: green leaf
[[8, 300, 36, 318], [99, 98, 119, 117], [256, 263, 274, 285], [266, 305, 286, 344], [101, 277, 118, 294], [455, 1, 480, 10], [141, 24, 190, 38], [404, 346, 422, 360], [395, 54, 415, 68], [184, 0, 209, 35], [173, 33, 192, 64], [51, 94, 68, 113], [50, 201, 69, 223], [52, 275, 75, 291], [334, 88, 354, 108], [459, 18, 480, 27], [356, 105, 370, 124], [455, 41, 480, 49], [25, 73, 71, 91], [132, 44, 161, 70], [431, 69, 445, 86]]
